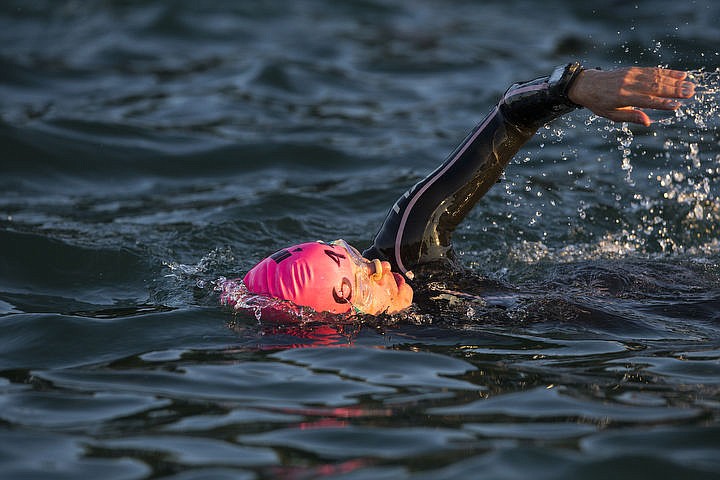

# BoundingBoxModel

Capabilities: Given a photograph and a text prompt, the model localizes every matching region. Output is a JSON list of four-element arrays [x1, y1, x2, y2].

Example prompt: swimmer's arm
[[568, 67, 696, 127]]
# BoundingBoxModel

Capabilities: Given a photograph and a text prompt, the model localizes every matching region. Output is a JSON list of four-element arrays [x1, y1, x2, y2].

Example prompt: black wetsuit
[[362, 63, 584, 279]]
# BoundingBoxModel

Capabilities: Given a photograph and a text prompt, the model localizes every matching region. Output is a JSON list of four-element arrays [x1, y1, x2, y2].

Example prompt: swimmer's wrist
[[549, 62, 585, 108]]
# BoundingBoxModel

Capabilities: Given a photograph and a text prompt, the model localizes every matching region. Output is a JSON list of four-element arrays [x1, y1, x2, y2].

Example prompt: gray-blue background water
[[2, 1, 720, 478]]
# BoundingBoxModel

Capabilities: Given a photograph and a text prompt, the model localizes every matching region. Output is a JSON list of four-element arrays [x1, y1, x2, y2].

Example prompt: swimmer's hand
[[568, 67, 696, 127]]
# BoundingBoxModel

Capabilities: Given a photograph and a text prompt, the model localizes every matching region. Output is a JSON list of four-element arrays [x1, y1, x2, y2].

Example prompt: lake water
[[2, 1, 720, 478]]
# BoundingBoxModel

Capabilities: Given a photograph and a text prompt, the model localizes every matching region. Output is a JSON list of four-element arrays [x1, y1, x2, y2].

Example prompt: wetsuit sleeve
[[362, 63, 584, 276]]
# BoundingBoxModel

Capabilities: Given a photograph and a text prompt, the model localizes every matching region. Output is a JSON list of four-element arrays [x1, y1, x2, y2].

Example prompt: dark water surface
[[2, 1, 720, 478]]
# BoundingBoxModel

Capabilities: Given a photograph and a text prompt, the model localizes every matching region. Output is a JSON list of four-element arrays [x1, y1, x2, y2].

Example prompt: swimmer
[[223, 63, 696, 317]]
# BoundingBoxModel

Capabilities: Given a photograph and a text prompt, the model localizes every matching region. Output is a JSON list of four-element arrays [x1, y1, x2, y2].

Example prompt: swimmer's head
[[243, 240, 413, 315]]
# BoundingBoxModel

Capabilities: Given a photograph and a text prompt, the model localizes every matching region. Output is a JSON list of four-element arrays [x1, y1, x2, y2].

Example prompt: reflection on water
[[2, 321, 718, 478]]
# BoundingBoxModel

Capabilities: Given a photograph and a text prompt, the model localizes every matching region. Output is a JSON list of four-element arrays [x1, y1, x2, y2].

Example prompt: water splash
[[616, 122, 635, 186], [583, 67, 720, 255], [216, 277, 286, 320], [648, 68, 720, 251], [494, 66, 720, 265], [164, 246, 237, 282], [155, 247, 239, 307]]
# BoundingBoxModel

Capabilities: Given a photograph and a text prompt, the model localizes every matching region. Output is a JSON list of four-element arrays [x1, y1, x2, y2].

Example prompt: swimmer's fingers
[[624, 68, 695, 100], [617, 69, 695, 126], [620, 93, 682, 111], [592, 106, 652, 127], [569, 67, 696, 126]]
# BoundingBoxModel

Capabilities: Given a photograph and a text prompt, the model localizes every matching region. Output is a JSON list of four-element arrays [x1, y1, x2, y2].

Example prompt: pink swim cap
[[243, 241, 359, 314]]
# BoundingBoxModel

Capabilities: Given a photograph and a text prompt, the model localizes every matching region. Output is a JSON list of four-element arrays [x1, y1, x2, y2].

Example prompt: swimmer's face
[[331, 240, 413, 315], [360, 258, 414, 315]]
